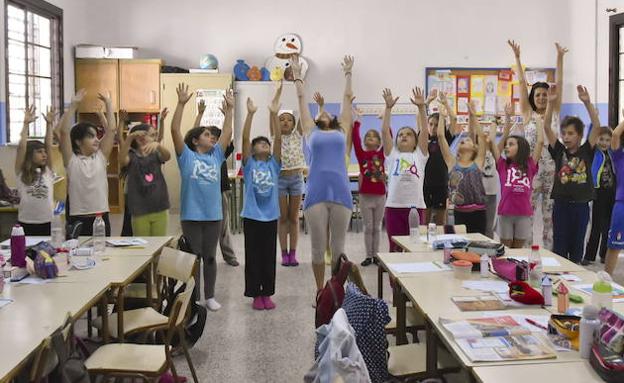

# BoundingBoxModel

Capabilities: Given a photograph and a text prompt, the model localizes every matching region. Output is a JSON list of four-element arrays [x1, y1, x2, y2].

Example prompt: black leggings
[[243, 218, 277, 297], [454, 209, 486, 235], [18, 222, 51, 236]]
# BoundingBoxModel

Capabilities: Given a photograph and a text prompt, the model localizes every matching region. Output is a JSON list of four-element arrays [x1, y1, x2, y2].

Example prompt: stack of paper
[[387, 262, 450, 274]]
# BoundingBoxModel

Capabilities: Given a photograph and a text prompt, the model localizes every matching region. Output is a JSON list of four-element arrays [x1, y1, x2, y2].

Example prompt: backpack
[[315, 254, 353, 328], [48, 319, 91, 383]]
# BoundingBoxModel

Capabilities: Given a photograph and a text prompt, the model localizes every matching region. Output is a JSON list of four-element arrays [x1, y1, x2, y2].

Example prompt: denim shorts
[[278, 173, 304, 196], [608, 201, 624, 249]]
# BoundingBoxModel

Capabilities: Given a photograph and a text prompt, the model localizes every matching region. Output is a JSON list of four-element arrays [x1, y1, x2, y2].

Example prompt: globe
[[199, 54, 219, 70]]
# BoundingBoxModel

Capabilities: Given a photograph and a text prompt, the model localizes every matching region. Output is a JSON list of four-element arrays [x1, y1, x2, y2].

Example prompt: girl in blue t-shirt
[[241, 94, 282, 310], [171, 83, 234, 312]]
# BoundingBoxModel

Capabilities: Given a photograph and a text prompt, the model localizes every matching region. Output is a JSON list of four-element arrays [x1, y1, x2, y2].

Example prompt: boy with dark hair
[[544, 85, 602, 263]]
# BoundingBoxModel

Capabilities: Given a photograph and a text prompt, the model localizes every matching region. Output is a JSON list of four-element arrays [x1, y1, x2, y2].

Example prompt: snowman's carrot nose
[[286, 43, 298, 50]]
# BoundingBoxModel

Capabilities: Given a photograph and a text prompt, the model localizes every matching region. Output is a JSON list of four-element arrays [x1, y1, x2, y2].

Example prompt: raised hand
[[289, 55, 303, 79], [270, 81, 283, 114], [548, 84, 559, 103], [142, 141, 160, 155], [219, 89, 235, 115], [197, 99, 206, 115], [42, 106, 56, 125], [176, 83, 193, 105], [426, 89, 439, 105], [246, 97, 257, 114], [382, 88, 399, 109], [577, 85, 591, 104], [129, 130, 147, 140], [159, 107, 169, 122], [507, 39, 521, 57], [438, 91, 450, 108], [467, 100, 477, 115], [23, 105, 37, 125], [410, 87, 426, 106], [504, 103, 514, 117], [97, 91, 112, 106], [555, 42, 569, 57], [71, 89, 87, 106], [313, 92, 325, 107], [341, 55, 354, 74]]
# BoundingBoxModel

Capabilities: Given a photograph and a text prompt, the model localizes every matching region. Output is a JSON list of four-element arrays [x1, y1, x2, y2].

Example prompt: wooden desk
[[79, 236, 173, 257], [0, 279, 110, 382], [472, 361, 603, 383]]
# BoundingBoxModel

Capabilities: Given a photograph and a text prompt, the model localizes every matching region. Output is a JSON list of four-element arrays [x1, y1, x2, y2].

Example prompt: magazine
[[451, 294, 506, 311], [439, 315, 557, 362]]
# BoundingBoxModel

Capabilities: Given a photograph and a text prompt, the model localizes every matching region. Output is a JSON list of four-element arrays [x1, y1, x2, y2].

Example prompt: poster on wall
[[196, 89, 227, 128]]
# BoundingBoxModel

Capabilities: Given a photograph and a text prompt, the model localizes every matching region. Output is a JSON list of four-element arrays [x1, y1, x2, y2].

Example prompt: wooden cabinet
[[75, 59, 119, 112], [119, 60, 161, 112], [74, 58, 162, 213]]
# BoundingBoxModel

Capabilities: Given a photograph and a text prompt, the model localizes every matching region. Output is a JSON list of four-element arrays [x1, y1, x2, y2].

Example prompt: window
[[5, 0, 62, 144]]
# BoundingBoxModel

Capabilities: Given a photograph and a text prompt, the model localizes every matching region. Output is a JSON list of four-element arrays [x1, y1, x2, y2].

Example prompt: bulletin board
[[425, 67, 555, 125]]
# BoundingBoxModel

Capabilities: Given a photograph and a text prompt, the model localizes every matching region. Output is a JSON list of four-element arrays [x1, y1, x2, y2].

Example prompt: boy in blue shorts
[[605, 115, 624, 275]]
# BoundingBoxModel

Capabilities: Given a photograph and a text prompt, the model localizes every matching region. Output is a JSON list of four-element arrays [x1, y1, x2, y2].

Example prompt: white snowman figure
[[265, 33, 309, 81]]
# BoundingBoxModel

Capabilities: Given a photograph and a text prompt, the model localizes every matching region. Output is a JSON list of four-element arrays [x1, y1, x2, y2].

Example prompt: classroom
[[1, 0, 624, 382]]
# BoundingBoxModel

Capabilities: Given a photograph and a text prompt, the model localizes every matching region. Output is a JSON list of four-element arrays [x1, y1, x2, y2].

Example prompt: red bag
[[315, 256, 353, 328]]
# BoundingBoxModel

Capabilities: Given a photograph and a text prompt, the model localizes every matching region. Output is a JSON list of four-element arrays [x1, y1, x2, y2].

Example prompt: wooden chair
[[85, 278, 198, 383], [385, 305, 425, 343], [387, 342, 460, 382]]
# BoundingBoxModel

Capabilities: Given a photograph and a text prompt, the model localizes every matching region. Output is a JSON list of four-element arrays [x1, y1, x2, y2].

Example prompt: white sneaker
[[206, 298, 222, 311]]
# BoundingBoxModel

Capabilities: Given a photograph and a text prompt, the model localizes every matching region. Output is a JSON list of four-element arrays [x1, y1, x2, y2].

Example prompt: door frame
[[609, 12, 624, 126]]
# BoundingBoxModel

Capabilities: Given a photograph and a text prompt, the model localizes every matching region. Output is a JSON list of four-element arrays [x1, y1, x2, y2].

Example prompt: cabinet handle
[[149, 90, 156, 104]]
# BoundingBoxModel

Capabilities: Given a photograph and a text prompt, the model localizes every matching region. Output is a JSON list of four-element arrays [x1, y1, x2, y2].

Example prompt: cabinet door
[[119, 60, 161, 112], [75, 59, 119, 113]]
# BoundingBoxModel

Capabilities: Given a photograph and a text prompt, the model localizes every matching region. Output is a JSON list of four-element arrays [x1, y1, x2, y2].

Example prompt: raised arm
[[437, 110, 456, 169], [498, 103, 514, 154], [15, 105, 38, 175], [157, 107, 168, 143], [467, 100, 478, 142], [577, 85, 601, 148], [474, 122, 487, 170], [612, 109, 624, 150], [218, 89, 234, 152], [171, 83, 193, 156], [42, 107, 55, 168], [425, 88, 438, 111], [117, 109, 128, 138], [439, 91, 460, 135], [242, 97, 257, 163], [381, 88, 399, 156], [193, 99, 206, 128], [58, 90, 86, 166], [269, 81, 283, 137], [410, 87, 429, 155], [268, 88, 282, 162], [554, 43, 568, 113], [544, 85, 558, 147], [339, 55, 355, 150], [488, 123, 501, 161], [290, 56, 315, 135], [508, 40, 531, 120], [98, 92, 117, 159], [119, 130, 142, 168]]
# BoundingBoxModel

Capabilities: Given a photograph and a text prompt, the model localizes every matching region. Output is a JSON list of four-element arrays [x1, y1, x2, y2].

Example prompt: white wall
[[64, 0, 607, 104]]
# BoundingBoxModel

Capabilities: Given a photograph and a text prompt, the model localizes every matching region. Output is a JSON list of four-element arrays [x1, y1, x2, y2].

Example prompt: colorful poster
[[484, 76, 497, 97], [471, 75, 484, 95], [457, 77, 469, 94], [458, 97, 469, 114]]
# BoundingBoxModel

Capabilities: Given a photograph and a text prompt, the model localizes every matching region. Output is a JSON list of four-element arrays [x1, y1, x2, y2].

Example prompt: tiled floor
[[106, 213, 624, 382]]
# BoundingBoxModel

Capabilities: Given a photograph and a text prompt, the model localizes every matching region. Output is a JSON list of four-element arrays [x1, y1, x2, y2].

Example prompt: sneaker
[[281, 250, 290, 266], [252, 297, 265, 310], [288, 250, 299, 266], [262, 296, 276, 310], [360, 257, 374, 267], [373, 257, 379, 265], [225, 258, 240, 267], [205, 298, 221, 311]]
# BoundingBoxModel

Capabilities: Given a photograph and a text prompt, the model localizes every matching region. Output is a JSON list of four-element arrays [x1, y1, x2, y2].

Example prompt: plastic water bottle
[[10, 225, 26, 268], [579, 305, 601, 359], [528, 244, 543, 288], [408, 208, 420, 242], [427, 223, 437, 243], [592, 271, 613, 310], [92, 213, 106, 257], [51, 212, 65, 248], [480, 253, 489, 278]]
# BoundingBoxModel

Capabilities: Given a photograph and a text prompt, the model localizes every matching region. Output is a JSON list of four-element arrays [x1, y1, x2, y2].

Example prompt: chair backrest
[[157, 247, 196, 282], [169, 277, 196, 328], [418, 224, 467, 235]]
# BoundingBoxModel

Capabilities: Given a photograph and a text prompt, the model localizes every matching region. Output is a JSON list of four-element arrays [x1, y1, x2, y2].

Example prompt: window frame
[[4, 0, 63, 143]]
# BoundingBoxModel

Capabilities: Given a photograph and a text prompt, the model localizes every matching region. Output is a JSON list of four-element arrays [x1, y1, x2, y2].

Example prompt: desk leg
[[146, 262, 154, 308], [425, 319, 439, 376], [377, 266, 384, 299], [100, 292, 109, 344], [116, 287, 125, 342], [395, 286, 408, 345]]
